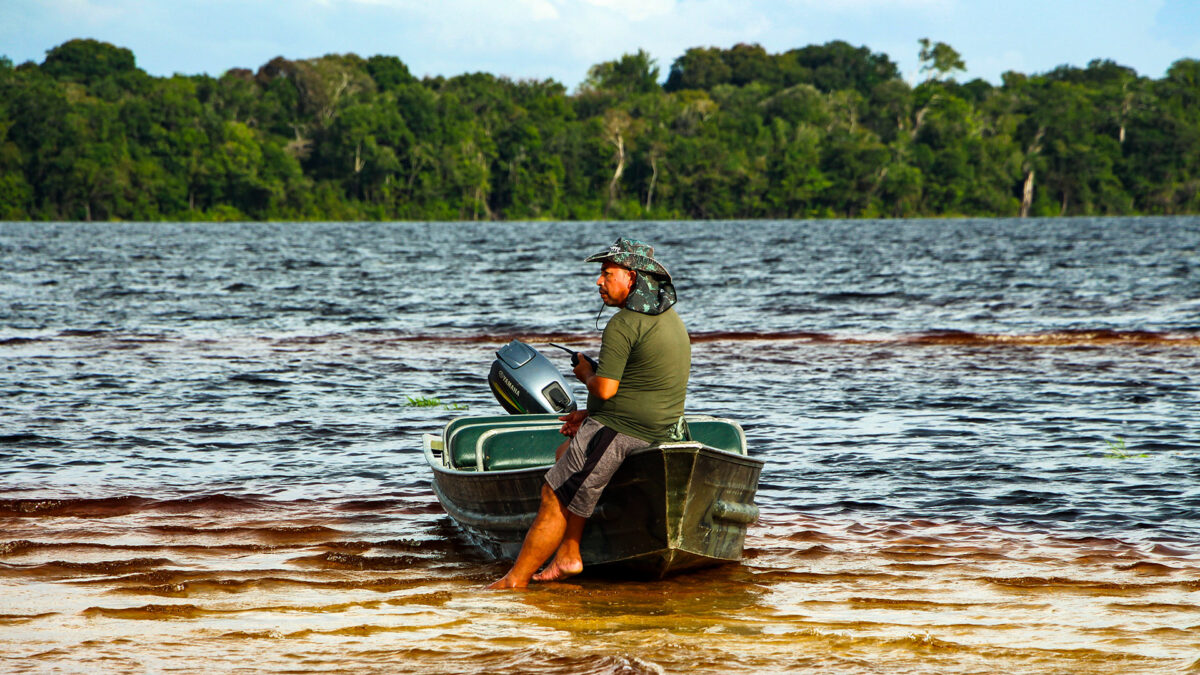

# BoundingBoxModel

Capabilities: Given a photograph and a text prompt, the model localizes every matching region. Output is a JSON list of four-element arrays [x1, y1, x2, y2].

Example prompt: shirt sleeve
[[596, 313, 632, 381]]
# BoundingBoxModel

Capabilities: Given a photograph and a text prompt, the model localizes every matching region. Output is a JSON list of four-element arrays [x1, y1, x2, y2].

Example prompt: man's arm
[[558, 409, 588, 437], [573, 358, 619, 400]]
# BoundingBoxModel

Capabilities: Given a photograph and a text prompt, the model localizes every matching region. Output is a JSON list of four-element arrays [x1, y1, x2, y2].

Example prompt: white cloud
[[791, 0, 950, 9], [314, 0, 408, 5], [582, 0, 675, 21], [520, 0, 562, 20], [38, 0, 129, 25]]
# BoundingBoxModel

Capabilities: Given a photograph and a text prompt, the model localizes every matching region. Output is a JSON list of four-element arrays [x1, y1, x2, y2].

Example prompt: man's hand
[[572, 353, 620, 400], [558, 409, 588, 436], [571, 356, 594, 382]]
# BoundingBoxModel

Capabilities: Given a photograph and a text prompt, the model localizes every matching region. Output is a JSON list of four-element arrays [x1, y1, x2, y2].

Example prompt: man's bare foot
[[531, 557, 583, 582], [485, 574, 528, 590]]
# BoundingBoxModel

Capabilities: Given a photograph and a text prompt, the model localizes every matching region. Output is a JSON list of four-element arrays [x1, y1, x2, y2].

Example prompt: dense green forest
[[2, 38, 1199, 221]]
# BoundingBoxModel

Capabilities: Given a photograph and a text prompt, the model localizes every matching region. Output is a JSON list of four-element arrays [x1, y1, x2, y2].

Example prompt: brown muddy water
[[3, 490, 1198, 673], [2, 219, 1199, 673]]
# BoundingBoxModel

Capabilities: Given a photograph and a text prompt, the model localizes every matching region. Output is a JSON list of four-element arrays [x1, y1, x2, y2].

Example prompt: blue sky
[[3, 0, 1199, 88]]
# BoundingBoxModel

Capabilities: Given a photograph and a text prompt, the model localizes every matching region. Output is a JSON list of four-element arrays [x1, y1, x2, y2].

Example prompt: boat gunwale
[[429, 413, 755, 476], [425, 435, 764, 479]]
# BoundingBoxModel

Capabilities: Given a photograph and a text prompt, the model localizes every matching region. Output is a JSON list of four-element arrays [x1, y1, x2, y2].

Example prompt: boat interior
[[433, 414, 747, 472]]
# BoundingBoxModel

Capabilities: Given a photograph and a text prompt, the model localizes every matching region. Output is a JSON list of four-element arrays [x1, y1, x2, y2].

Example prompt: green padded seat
[[445, 414, 560, 470], [480, 426, 564, 471], [442, 414, 746, 471], [443, 413, 559, 447], [685, 419, 746, 455]]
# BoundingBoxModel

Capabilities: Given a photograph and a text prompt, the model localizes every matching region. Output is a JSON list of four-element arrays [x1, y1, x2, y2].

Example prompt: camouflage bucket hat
[[586, 237, 677, 316], [584, 237, 672, 280]]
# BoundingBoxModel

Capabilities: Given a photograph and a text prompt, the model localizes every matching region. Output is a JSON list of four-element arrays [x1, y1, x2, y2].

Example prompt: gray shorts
[[544, 417, 650, 518]]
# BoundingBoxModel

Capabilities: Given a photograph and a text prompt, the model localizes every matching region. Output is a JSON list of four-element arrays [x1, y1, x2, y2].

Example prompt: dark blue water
[[4, 218, 1199, 336], [2, 218, 1198, 541]]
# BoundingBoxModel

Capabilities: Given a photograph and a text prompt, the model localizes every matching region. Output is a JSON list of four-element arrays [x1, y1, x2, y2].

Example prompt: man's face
[[597, 262, 635, 307]]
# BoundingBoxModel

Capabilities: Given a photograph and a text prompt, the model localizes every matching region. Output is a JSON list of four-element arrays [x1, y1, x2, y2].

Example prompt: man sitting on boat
[[487, 237, 690, 589]]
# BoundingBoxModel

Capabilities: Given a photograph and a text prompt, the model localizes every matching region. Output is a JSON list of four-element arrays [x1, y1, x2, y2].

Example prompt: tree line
[[1, 38, 1198, 221]]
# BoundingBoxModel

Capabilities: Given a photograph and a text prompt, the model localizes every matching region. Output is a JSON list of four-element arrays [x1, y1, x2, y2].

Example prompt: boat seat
[[685, 418, 747, 456], [480, 426, 564, 471], [475, 417, 747, 471], [443, 413, 559, 448], [444, 415, 560, 470], [442, 414, 747, 471]]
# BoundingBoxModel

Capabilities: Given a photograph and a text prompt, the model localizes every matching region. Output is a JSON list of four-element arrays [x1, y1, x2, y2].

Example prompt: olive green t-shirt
[[588, 307, 690, 443]]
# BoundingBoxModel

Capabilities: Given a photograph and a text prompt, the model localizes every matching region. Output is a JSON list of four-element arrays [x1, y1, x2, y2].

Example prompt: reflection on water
[[2, 218, 1199, 672]]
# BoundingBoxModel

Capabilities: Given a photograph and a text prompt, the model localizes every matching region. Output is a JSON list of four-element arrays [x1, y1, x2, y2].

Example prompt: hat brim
[[585, 252, 671, 279]]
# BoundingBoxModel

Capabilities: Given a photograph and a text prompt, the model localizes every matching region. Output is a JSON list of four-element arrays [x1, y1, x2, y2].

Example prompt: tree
[[725, 43, 775, 87], [366, 55, 415, 91], [788, 41, 900, 94], [664, 48, 732, 92], [918, 39, 966, 82], [583, 50, 660, 95], [601, 108, 635, 215], [764, 120, 831, 217], [41, 39, 137, 84]]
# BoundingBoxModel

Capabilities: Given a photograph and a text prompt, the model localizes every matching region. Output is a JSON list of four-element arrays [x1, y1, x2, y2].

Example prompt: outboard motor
[[488, 340, 578, 414]]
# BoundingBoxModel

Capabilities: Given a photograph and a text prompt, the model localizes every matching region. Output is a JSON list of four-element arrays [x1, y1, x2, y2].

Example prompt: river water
[[2, 218, 1198, 673]]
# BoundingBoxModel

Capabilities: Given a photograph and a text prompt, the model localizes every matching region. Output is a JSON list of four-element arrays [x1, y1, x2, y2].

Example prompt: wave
[[0, 612, 59, 625], [981, 575, 1200, 591], [0, 494, 268, 518], [97, 571, 432, 593], [0, 557, 173, 577], [290, 551, 426, 570], [1112, 561, 1181, 574], [6, 327, 1194, 348], [690, 328, 1200, 346], [228, 372, 292, 386], [0, 537, 344, 558], [891, 329, 1200, 347], [0, 433, 64, 447], [145, 524, 343, 537], [0, 496, 153, 517], [82, 603, 208, 620]]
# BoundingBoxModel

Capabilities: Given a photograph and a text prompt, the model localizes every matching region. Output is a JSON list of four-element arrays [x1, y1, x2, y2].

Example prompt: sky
[[3, 0, 1200, 89]]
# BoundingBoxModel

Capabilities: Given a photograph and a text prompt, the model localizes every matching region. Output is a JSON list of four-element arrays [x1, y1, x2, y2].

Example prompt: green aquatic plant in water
[[406, 396, 469, 411], [1104, 437, 1147, 459]]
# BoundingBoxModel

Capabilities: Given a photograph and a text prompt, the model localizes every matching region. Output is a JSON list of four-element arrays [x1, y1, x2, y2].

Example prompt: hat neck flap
[[623, 272, 676, 316]]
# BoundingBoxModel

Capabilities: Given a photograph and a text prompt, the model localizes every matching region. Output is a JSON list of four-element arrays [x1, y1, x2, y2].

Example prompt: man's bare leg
[[526, 436, 586, 581], [532, 511, 585, 581], [486, 483, 569, 589]]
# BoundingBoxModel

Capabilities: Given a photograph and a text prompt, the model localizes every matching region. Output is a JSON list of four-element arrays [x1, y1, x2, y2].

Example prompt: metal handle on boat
[[712, 500, 759, 524]]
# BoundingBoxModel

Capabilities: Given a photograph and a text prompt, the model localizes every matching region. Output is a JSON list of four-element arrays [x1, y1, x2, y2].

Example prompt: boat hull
[[427, 436, 763, 579]]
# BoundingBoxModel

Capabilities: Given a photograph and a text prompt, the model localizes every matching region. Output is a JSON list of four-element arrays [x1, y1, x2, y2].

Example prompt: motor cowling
[[488, 340, 578, 414]]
